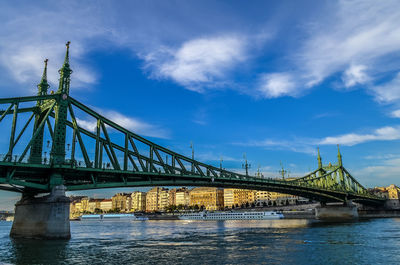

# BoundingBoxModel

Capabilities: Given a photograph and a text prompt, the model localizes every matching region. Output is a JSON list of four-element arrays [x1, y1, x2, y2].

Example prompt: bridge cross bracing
[[0, 43, 384, 205]]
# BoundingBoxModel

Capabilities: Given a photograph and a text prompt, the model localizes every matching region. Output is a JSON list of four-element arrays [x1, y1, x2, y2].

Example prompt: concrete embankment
[[282, 210, 315, 219], [359, 209, 400, 218]]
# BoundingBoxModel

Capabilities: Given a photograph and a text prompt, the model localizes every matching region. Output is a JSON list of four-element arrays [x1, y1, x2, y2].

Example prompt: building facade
[[255, 190, 301, 206], [146, 187, 169, 212], [224, 189, 256, 208], [169, 188, 177, 206], [112, 193, 130, 211], [88, 199, 103, 212], [130, 191, 147, 212], [190, 187, 224, 210], [100, 199, 112, 212], [176, 187, 190, 206]]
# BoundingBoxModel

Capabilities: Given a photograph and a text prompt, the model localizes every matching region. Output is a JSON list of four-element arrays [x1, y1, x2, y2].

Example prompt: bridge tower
[[10, 43, 72, 239], [28, 59, 49, 164], [315, 145, 358, 220], [51, 41, 72, 166], [317, 147, 325, 177]]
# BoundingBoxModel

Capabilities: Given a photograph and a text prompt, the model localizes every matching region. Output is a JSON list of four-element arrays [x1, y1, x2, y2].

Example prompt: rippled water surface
[[1, 218, 400, 265]]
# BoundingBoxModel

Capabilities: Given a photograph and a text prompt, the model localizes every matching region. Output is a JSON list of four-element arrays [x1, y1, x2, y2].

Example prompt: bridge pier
[[315, 201, 358, 220], [10, 185, 70, 239]]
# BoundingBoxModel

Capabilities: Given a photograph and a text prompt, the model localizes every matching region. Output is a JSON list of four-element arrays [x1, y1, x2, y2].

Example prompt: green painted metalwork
[[0, 43, 385, 205], [29, 59, 49, 164]]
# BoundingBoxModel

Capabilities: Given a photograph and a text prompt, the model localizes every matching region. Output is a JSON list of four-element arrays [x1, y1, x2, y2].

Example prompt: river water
[[0, 218, 399, 265]]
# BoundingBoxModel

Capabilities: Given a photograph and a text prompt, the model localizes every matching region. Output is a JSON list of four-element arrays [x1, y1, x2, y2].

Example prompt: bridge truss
[[0, 43, 384, 205]]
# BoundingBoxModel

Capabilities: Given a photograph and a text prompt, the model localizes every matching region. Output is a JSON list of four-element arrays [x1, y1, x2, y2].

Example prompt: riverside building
[[130, 191, 147, 212], [100, 199, 112, 212], [146, 187, 169, 212], [112, 193, 131, 211], [176, 187, 190, 206], [189, 187, 224, 210], [223, 189, 256, 208], [255, 190, 302, 206]]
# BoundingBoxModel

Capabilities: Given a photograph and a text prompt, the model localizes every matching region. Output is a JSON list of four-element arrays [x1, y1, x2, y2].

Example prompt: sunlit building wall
[[130, 191, 146, 212], [146, 187, 169, 212], [112, 193, 130, 211], [175, 188, 190, 206], [189, 187, 224, 210], [100, 199, 112, 212]]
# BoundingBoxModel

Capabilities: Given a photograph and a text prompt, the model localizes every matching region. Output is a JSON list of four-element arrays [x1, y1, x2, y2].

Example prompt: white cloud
[[143, 35, 247, 92], [0, 2, 108, 94], [303, 1, 400, 84], [257, 73, 297, 98], [319, 126, 400, 146], [391, 109, 400, 118], [342, 64, 369, 88], [354, 157, 400, 186], [195, 152, 240, 163], [76, 110, 169, 139], [234, 138, 317, 155], [370, 72, 400, 103], [237, 125, 400, 154], [76, 118, 97, 132], [267, 0, 400, 98]]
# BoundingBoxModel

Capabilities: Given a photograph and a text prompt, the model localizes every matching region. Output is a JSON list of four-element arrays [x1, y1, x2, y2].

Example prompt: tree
[[194, 205, 199, 211], [273, 201, 277, 206], [285, 199, 290, 206]]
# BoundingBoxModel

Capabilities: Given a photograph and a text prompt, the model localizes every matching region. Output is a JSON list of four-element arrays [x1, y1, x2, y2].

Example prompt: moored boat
[[178, 211, 284, 220], [79, 213, 148, 221]]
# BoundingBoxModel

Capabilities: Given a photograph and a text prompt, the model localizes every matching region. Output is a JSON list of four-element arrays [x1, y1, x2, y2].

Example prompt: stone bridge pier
[[10, 185, 71, 239], [315, 200, 358, 220]]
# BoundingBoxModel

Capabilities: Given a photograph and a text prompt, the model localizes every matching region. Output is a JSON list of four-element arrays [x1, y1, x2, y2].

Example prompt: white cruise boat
[[178, 211, 284, 220], [79, 213, 148, 221]]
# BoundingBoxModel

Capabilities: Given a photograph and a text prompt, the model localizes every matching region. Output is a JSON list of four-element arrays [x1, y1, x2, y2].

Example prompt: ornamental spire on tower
[[317, 147, 322, 169], [57, 41, 72, 95], [337, 144, 342, 167], [37, 59, 50, 96]]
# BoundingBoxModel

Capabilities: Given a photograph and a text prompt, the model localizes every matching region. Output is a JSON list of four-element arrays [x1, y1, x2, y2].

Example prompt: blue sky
[[1, 0, 400, 209]]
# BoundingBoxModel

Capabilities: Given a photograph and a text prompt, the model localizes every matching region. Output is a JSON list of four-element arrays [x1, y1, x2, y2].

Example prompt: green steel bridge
[[0, 43, 384, 206]]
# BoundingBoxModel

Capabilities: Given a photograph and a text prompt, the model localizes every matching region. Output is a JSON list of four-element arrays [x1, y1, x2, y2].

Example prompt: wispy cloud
[[195, 152, 241, 163], [258, 0, 400, 98], [76, 109, 170, 139], [341, 64, 369, 88], [0, 2, 108, 93], [319, 126, 400, 146], [370, 73, 400, 103], [234, 138, 317, 155], [391, 109, 400, 118], [143, 35, 248, 92], [354, 157, 400, 186], [236, 125, 400, 153]]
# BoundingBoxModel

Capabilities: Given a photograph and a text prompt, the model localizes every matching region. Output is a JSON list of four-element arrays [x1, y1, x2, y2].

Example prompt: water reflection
[[10, 238, 68, 265], [1, 219, 400, 264]]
